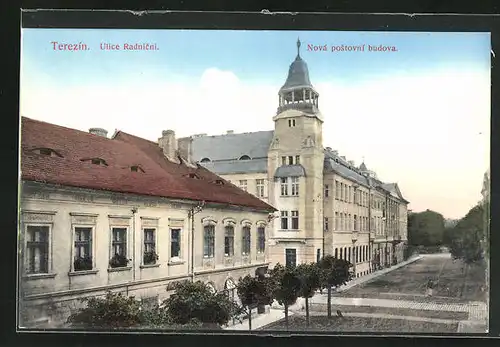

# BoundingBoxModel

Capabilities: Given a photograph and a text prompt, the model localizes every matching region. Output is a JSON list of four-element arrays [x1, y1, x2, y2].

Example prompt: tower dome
[[277, 38, 320, 115]]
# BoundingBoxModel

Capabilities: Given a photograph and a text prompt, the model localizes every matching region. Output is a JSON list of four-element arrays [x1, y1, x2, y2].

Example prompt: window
[[334, 248, 338, 258], [26, 225, 49, 274], [242, 226, 251, 255], [288, 119, 296, 127], [281, 156, 287, 165], [291, 177, 299, 196], [112, 228, 127, 256], [256, 179, 265, 197], [257, 226, 265, 253], [354, 215, 358, 231], [348, 214, 352, 231], [74, 227, 92, 271], [295, 155, 300, 165], [324, 184, 330, 198], [203, 225, 215, 258], [317, 249, 321, 263], [291, 211, 299, 230], [224, 226, 234, 256], [324, 217, 329, 231], [143, 228, 157, 265], [81, 157, 108, 166], [110, 227, 128, 268], [340, 248, 343, 259], [340, 183, 344, 200], [280, 211, 289, 229], [32, 147, 62, 157], [239, 180, 248, 192], [288, 156, 294, 165], [280, 177, 289, 196], [200, 157, 211, 163], [335, 212, 339, 230], [130, 165, 145, 173], [239, 155, 251, 160], [170, 228, 181, 258], [285, 248, 297, 268], [335, 181, 340, 199]]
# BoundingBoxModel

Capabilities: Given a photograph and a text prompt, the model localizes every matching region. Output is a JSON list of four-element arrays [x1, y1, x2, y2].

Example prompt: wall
[[19, 182, 270, 328]]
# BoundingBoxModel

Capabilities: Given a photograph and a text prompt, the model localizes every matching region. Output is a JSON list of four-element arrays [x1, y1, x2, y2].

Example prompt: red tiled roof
[[20, 117, 276, 212]]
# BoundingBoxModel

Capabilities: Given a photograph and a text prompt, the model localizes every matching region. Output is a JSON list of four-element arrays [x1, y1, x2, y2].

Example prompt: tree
[[295, 263, 321, 327], [163, 280, 242, 327], [67, 291, 143, 328], [236, 275, 273, 330], [267, 264, 301, 330], [408, 209, 445, 247], [317, 256, 353, 319], [449, 203, 486, 265]]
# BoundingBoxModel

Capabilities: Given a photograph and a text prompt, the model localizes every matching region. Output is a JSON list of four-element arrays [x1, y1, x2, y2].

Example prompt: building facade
[[181, 39, 409, 276], [19, 117, 275, 328]]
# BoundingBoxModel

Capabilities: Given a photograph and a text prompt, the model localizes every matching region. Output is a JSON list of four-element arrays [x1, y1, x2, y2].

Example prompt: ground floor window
[[285, 248, 297, 268]]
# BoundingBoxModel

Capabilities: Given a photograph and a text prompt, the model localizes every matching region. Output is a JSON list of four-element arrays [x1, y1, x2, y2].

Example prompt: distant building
[[181, 39, 410, 276], [19, 117, 275, 328]]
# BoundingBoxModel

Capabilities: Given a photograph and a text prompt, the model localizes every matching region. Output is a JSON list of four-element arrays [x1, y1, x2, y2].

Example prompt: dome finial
[[297, 37, 301, 57]]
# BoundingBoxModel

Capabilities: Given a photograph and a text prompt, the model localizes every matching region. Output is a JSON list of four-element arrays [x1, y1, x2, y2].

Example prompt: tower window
[[295, 155, 300, 165], [288, 156, 293, 165], [281, 156, 287, 166], [288, 119, 296, 127]]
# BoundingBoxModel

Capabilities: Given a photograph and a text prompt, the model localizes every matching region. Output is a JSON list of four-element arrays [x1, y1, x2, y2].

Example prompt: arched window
[[203, 225, 215, 258], [81, 157, 108, 166], [224, 226, 234, 257], [257, 226, 265, 254], [242, 226, 251, 255], [239, 155, 251, 160], [200, 158, 211, 163], [31, 147, 63, 157]]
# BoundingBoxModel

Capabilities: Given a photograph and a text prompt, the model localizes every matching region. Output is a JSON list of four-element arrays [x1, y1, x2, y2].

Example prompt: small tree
[[317, 256, 353, 319], [67, 291, 143, 329], [295, 263, 321, 327], [268, 264, 301, 330], [236, 275, 273, 330], [163, 280, 241, 328]]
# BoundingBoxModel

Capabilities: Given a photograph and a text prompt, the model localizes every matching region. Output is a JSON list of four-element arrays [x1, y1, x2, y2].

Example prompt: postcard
[[18, 11, 490, 335]]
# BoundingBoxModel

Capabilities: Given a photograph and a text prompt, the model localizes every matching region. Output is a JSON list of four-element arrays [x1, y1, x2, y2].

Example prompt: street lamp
[[188, 200, 205, 282]]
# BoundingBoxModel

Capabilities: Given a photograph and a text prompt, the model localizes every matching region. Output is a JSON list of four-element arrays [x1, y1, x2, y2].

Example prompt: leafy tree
[[163, 280, 242, 327], [449, 203, 486, 265], [236, 275, 273, 330], [67, 291, 143, 329], [267, 264, 301, 330], [295, 263, 321, 327], [317, 256, 353, 319], [408, 209, 445, 247]]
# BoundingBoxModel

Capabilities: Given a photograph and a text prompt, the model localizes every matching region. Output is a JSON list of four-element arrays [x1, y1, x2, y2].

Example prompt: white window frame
[[71, 224, 96, 272], [239, 180, 248, 192], [291, 177, 299, 196], [291, 210, 299, 230], [256, 223, 266, 254], [280, 177, 289, 196], [109, 226, 130, 268], [142, 227, 158, 266], [256, 179, 265, 198], [24, 223, 53, 276], [169, 227, 182, 261], [280, 211, 289, 230]]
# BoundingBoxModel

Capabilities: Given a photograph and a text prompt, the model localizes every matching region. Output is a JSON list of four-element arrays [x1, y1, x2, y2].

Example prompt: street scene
[[18, 24, 489, 334]]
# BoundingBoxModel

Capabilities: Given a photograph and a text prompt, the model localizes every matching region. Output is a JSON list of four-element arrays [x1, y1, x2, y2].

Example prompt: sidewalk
[[335, 255, 422, 293], [224, 308, 293, 331]]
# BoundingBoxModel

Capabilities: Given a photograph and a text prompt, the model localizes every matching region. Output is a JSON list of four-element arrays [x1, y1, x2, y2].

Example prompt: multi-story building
[[18, 117, 276, 328], [181, 39, 410, 276]]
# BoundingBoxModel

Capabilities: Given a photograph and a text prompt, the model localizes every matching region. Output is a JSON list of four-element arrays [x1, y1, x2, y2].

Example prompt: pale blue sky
[[20, 29, 491, 219]]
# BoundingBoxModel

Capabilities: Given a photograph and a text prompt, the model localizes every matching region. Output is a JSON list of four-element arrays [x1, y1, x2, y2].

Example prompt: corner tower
[[268, 39, 326, 266]]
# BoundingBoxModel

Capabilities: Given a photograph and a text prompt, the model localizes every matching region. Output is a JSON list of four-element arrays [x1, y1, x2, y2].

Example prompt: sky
[[20, 29, 491, 219]]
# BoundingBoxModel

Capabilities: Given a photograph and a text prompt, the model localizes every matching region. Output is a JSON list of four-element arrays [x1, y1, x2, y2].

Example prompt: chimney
[[227, 130, 234, 134], [177, 136, 193, 164], [159, 130, 178, 163], [89, 128, 108, 138]]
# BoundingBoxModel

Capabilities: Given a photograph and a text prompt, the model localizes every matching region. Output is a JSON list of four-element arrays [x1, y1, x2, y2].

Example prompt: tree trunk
[[305, 297, 310, 327], [284, 303, 289, 330], [248, 306, 252, 331], [327, 287, 332, 319]]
